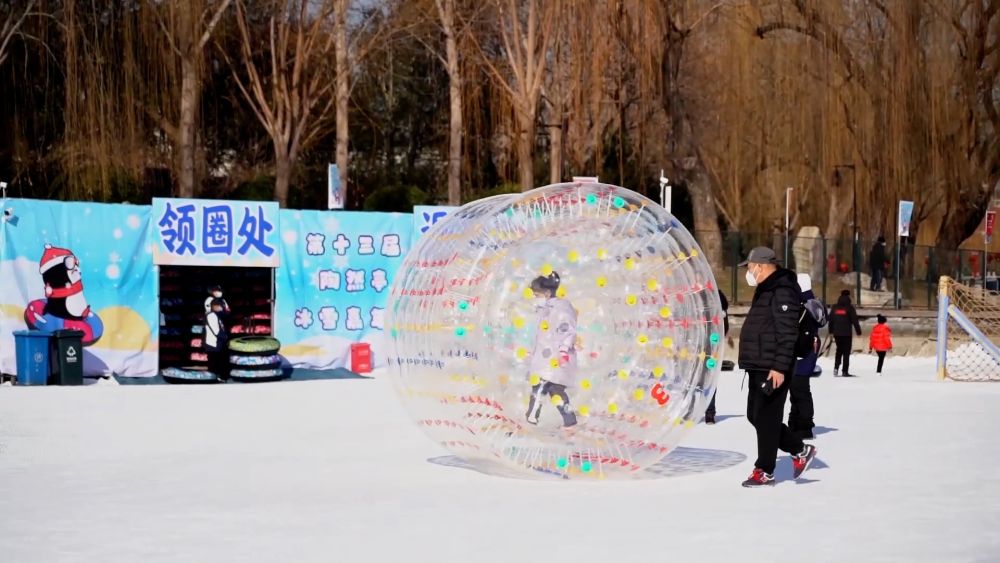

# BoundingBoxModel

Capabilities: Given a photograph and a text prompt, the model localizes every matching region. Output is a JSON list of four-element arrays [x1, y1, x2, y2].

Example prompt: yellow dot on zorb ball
[[677, 252, 687, 260], [540, 320, 549, 330], [512, 317, 525, 329], [568, 250, 579, 262], [626, 295, 637, 305], [637, 334, 648, 344], [617, 369, 629, 380], [646, 279, 659, 291], [551, 395, 564, 406], [652, 366, 665, 377], [608, 403, 619, 414], [596, 276, 607, 287], [556, 286, 567, 298], [579, 405, 590, 416], [541, 263, 553, 276], [516, 347, 529, 359], [659, 306, 671, 318], [580, 378, 592, 390], [523, 288, 534, 299], [550, 359, 560, 368], [597, 248, 608, 260], [662, 337, 673, 348], [624, 258, 636, 270], [633, 389, 645, 401], [529, 374, 541, 386]]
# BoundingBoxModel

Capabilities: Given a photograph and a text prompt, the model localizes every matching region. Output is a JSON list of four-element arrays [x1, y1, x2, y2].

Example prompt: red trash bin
[[350, 342, 372, 374]]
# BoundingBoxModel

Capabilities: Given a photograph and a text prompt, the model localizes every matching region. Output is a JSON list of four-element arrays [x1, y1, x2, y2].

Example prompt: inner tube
[[230, 368, 287, 383], [162, 366, 220, 384], [228, 336, 281, 355], [229, 354, 281, 367]]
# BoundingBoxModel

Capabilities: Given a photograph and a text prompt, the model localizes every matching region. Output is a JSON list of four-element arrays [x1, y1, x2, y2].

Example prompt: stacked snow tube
[[162, 366, 222, 384], [228, 336, 286, 382]]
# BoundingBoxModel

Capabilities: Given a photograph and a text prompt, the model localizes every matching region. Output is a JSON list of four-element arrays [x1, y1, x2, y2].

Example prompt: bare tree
[[334, 0, 349, 206], [0, 0, 37, 68], [471, 0, 561, 191], [227, 0, 337, 206], [436, 0, 463, 203], [153, 0, 232, 198]]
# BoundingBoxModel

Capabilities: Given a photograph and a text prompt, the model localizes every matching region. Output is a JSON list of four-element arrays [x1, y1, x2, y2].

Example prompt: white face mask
[[745, 267, 758, 287], [212, 291, 222, 298]]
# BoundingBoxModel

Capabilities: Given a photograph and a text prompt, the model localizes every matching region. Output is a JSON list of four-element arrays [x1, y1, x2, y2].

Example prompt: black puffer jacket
[[828, 294, 862, 337], [738, 268, 802, 374]]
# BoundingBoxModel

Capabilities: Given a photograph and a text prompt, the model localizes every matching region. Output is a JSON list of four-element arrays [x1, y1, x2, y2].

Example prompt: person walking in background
[[829, 290, 863, 377], [704, 289, 730, 425], [869, 236, 888, 291], [737, 247, 817, 487], [869, 314, 893, 375], [789, 274, 825, 440]]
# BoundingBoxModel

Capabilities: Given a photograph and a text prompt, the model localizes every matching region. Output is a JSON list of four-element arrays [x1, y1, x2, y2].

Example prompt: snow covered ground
[[2, 354, 1000, 563]]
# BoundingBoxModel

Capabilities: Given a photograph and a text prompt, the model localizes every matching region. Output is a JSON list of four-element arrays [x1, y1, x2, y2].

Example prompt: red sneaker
[[792, 444, 817, 478], [741, 467, 775, 488]]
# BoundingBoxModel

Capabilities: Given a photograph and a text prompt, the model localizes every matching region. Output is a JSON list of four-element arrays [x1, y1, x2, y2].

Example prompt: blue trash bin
[[14, 331, 51, 386]]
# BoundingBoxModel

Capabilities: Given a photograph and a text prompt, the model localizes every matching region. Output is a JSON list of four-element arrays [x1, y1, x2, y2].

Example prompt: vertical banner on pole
[[985, 210, 996, 243], [328, 164, 343, 210], [896, 201, 914, 309]]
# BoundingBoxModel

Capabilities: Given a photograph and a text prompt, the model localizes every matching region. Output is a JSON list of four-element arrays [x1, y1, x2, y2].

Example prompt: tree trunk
[[685, 166, 723, 271], [178, 56, 199, 197], [549, 101, 562, 184], [517, 111, 535, 191], [335, 0, 350, 206], [442, 0, 462, 205], [274, 152, 291, 207]]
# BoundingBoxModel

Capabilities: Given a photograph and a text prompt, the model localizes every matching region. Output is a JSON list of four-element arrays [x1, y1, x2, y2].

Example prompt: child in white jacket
[[525, 272, 578, 427]]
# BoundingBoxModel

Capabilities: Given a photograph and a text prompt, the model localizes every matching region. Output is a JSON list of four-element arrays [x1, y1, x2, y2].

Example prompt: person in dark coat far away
[[869, 236, 888, 291], [737, 247, 817, 487], [829, 290, 862, 377]]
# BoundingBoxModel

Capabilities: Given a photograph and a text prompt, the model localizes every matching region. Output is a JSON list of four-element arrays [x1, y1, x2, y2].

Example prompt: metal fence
[[701, 232, 997, 309]]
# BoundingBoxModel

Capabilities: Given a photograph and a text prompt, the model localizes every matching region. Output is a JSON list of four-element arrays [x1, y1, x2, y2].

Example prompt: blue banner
[[0, 199, 158, 377], [274, 210, 411, 370], [412, 205, 458, 243], [898, 200, 914, 237], [152, 198, 280, 267]]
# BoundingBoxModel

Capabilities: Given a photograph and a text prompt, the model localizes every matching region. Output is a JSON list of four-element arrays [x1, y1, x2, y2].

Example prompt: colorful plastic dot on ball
[[626, 295, 637, 306], [556, 286, 567, 298], [652, 366, 665, 378], [534, 209, 542, 218], [596, 276, 607, 287], [586, 193, 598, 205], [499, 375, 510, 386], [677, 252, 687, 260], [516, 347, 529, 360], [608, 402, 619, 414], [679, 348, 689, 359], [690, 249, 699, 257], [659, 306, 672, 318], [455, 327, 466, 337], [541, 263, 554, 276], [710, 333, 720, 344], [617, 369, 629, 380], [513, 317, 525, 329], [458, 300, 469, 311], [637, 334, 648, 345], [390, 328, 398, 338], [540, 320, 550, 331], [523, 287, 535, 299], [568, 250, 579, 262], [706, 358, 717, 369], [597, 248, 608, 260], [550, 359, 560, 368], [483, 326, 493, 335], [580, 378, 592, 390], [624, 258, 636, 270], [529, 374, 541, 386], [581, 461, 593, 473], [613, 196, 625, 208], [505, 207, 514, 217], [646, 279, 659, 291], [685, 420, 695, 428], [557, 457, 568, 469], [551, 395, 564, 406], [633, 389, 645, 401], [662, 337, 673, 348], [579, 405, 590, 416]]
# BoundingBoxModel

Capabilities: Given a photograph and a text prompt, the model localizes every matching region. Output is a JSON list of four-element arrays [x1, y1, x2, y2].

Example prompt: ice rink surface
[[2, 354, 999, 563]]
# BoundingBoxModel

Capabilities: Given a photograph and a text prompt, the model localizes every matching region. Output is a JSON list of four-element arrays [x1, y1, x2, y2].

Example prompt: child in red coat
[[868, 314, 893, 375]]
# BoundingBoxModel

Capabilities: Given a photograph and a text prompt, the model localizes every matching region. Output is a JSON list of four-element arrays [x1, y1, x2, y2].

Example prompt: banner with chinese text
[[0, 199, 158, 377], [152, 198, 280, 267], [274, 210, 411, 370]]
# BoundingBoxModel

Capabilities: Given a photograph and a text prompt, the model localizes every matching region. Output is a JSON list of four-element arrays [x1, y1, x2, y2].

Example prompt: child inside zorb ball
[[525, 272, 579, 428]]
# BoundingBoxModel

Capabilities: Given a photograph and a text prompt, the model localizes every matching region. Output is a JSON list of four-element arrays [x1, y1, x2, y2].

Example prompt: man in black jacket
[[829, 290, 863, 377], [738, 247, 817, 487], [869, 236, 887, 291]]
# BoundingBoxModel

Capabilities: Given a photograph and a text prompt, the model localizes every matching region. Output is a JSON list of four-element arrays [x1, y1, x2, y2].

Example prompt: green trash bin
[[50, 330, 84, 386]]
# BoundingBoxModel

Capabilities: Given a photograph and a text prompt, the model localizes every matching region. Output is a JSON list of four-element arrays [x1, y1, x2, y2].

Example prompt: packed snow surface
[[2, 354, 999, 562]]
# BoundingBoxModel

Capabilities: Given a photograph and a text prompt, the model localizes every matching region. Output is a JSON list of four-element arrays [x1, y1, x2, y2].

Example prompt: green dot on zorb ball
[[458, 300, 469, 310], [390, 328, 398, 338], [706, 358, 717, 369], [455, 327, 466, 337], [581, 461, 592, 472], [483, 326, 492, 334], [710, 333, 720, 344], [557, 457, 568, 469], [505, 207, 514, 217], [613, 196, 625, 208], [586, 193, 598, 205]]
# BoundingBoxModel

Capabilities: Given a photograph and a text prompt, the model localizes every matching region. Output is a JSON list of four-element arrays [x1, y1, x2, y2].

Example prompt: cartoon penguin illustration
[[39, 244, 90, 320], [24, 244, 103, 346]]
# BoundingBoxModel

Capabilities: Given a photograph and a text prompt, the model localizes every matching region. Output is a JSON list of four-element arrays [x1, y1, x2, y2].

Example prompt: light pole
[[834, 164, 859, 305]]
